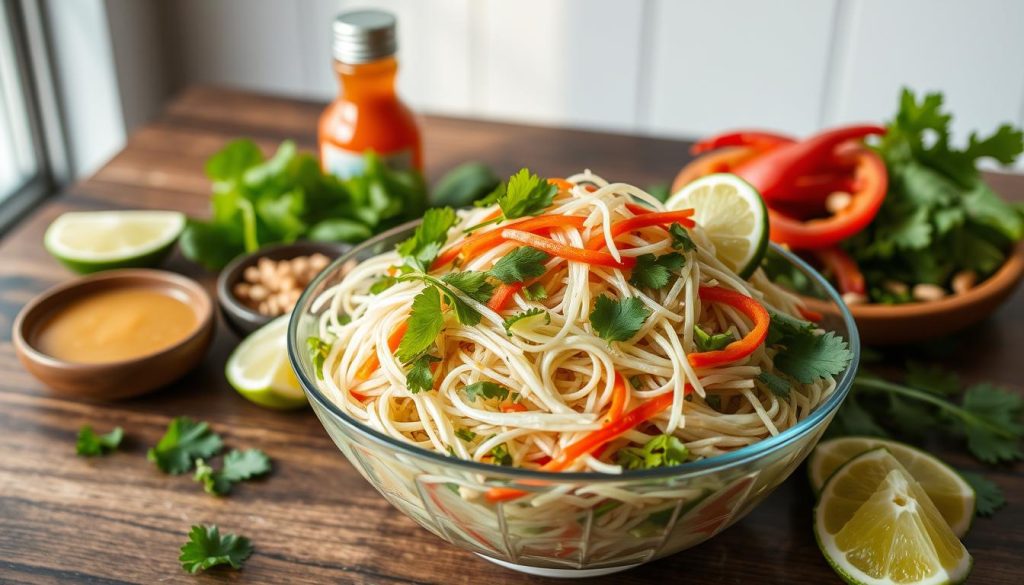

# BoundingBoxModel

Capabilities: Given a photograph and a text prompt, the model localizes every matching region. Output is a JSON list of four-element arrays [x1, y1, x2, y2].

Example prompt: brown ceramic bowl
[[12, 269, 215, 399], [805, 241, 1024, 345], [217, 241, 349, 337]]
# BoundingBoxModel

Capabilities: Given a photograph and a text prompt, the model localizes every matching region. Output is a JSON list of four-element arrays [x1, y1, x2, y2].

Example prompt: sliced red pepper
[[767, 147, 887, 249], [672, 147, 764, 193], [812, 247, 866, 295], [688, 286, 771, 369], [732, 124, 885, 202], [691, 130, 794, 155]]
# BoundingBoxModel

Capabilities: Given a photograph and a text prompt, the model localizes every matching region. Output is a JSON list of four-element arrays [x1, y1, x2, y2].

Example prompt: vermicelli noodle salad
[[307, 169, 853, 491]]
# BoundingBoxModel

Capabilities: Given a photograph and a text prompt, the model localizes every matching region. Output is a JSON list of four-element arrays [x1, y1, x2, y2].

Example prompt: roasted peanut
[[912, 284, 946, 302], [951, 270, 977, 295]]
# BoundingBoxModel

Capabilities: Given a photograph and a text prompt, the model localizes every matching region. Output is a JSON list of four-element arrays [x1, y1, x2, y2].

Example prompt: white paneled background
[[157, 0, 1024, 158]]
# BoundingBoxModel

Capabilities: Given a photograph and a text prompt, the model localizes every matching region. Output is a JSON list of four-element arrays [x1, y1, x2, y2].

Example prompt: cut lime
[[664, 173, 768, 278], [809, 437, 974, 537], [815, 448, 972, 585], [44, 210, 185, 273], [226, 315, 308, 410]]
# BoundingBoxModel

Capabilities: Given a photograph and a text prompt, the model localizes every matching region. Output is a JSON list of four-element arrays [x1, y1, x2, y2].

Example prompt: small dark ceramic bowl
[[12, 269, 215, 399], [217, 241, 349, 337]]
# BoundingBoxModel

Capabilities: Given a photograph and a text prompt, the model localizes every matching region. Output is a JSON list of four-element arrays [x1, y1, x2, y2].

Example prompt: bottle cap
[[332, 10, 397, 64]]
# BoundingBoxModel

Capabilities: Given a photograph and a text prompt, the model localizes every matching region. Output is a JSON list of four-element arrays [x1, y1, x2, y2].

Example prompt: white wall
[[161, 0, 1024, 157]]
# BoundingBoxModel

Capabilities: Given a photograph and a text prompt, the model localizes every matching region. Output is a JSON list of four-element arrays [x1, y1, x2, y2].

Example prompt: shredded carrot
[[585, 209, 696, 250], [687, 286, 770, 369], [488, 282, 524, 312], [547, 178, 575, 191], [462, 215, 587, 260], [502, 229, 635, 268], [605, 372, 628, 423], [355, 321, 409, 380], [625, 202, 653, 215], [431, 246, 462, 271], [501, 403, 528, 413]]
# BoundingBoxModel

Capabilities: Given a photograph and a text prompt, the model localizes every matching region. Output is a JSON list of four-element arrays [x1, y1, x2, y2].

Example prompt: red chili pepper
[[732, 124, 885, 202], [767, 147, 887, 249], [691, 130, 794, 155], [812, 247, 866, 295]]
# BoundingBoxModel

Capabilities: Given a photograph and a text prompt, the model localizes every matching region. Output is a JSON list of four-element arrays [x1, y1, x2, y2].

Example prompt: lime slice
[[809, 437, 974, 537], [226, 315, 308, 410], [815, 448, 972, 585], [44, 210, 185, 273], [664, 173, 768, 278]]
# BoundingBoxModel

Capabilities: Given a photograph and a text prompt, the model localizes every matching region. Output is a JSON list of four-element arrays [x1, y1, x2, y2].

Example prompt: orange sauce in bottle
[[318, 10, 422, 178]]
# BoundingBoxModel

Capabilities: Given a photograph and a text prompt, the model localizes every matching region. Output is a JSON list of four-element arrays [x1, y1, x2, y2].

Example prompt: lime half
[[226, 315, 308, 410], [815, 448, 972, 585], [45, 210, 185, 273], [664, 173, 768, 278], [809, 437, 975, 537]]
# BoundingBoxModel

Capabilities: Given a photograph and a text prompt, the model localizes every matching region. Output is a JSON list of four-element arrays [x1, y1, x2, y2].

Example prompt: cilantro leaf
[[669, 223, 696, 252], [589, 295, 651, 343], [523, 282, 548, 301], [306, 336, 331, 380], [905, 361, 960, 396], [397, 207, 458, 271], [406, 354, 441, 394], [396, 286, 445, 362], [503, 308, 549, 335], [76, 425, 123, 457], [492, 169, 558, 220], [464, 381, 510, 402], [179, 525, 253, 574], [614, 435, 689, 470], [148, 417, 223, 474], [757, 371, 791, 398], [455, 428, 476, 442], [694, 325, 735, 352], [766, 310, 816, 345], [959, 471, 1006, 517], [773, 331, 853, 384], [370, 275, 397, 294], [489, 247, 550, 284], [489, 443, 513, 466], [958, 383, 1024, 463], [629, 252, 684, 289], [194, 449, 272, 496], [440, 271, 495, 304]]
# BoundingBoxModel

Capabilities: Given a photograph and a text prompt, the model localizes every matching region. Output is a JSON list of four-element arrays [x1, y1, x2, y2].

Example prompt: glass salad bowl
[[287, 222, 860, 578]]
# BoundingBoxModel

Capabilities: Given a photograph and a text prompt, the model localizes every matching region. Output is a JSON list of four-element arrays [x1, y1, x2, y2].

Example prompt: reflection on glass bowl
[[287, 222, 859, 577]]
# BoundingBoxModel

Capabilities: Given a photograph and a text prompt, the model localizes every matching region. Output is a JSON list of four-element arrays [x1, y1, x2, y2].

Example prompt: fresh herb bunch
[[181, 139, 428, 269], [847, 89, 1024, 302]]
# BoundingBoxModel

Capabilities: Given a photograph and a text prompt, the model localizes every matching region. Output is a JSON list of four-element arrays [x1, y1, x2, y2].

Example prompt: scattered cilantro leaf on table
[[179, 525, 253, 574], [76, 426, 123, 457], [615, 435, 689, 470], [905, 361, 960, 396], [589, 295, 651, 343], [148, 417, 223, 474], [489, 247, 549, 284], [194, 449, 272, 496], [959, 471, 1006, 517]]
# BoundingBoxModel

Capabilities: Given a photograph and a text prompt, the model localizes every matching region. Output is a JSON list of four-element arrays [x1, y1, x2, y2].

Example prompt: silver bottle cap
[[332, 10, 397, 64]]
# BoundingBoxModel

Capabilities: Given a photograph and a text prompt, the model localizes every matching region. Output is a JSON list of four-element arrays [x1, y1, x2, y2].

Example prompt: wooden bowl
[[217, 241, 349, 337], [12, 269, 215, 399], [806, 241, 1024, 345]]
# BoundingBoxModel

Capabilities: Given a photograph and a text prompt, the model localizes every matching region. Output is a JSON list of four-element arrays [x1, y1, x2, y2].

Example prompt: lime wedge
[[226, 315, 308, 410], [809, 437, 975, 537], [664, 173, 768, 278], [815, 448, 972, 585], [44, 210, 185, 273]]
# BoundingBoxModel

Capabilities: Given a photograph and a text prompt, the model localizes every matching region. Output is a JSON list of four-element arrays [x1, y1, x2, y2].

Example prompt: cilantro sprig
[[394, 271, 495, 362], [473, 168, 557, 227], [76, 425, 123, 457], [464, 381, 510, 402], [179, 525, 253, 574], [147, 417, 223, 475], [396, 206, 458, 272], [406, 354, 441, 394], [589, 295, 652, 343], [194, 449, 272, 496], [615, 435, 689, 470], [629, 252, 684, 290], [489, 247, 549, 284]]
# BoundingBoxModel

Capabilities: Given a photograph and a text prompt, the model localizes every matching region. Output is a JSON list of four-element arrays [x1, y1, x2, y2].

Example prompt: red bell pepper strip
[[766, 147, 887, 249], [812, 247, 866, 295], [691, 130, 794, 155], [433, 215, 587, 270], [688, 286, 771, 369], [672, 147, 764, 193], [584, 209, 696, 250], [488, 282, 524, 312], [732, 124, 885, 202]]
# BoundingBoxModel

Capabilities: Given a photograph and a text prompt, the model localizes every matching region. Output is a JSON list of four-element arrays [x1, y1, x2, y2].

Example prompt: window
[[0, 0, 63, 232]]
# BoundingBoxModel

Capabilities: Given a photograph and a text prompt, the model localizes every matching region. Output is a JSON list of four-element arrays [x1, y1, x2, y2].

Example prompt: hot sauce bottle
[[318, 10, 422, 178]]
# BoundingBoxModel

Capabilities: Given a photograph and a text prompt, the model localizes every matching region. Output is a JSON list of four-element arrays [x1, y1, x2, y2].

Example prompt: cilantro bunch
[[181, 140, 428, 270], [847, 89, 1024, 302]]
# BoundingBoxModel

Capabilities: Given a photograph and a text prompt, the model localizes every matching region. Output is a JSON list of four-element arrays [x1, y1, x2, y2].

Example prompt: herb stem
[[852, 377, 1015, 439], [463, 216, 503, 234]]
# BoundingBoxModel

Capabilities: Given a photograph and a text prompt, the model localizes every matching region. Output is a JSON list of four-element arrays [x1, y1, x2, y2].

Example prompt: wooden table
[[1, 87, 1021, 584]]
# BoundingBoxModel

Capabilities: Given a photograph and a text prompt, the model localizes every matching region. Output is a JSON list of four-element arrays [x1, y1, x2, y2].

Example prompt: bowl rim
[[288, 220, 861, 482], [12, 268, 214, 371]]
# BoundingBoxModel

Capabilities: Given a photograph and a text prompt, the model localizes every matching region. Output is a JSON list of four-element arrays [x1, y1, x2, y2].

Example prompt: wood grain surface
[[0, 87, 1021, 584]]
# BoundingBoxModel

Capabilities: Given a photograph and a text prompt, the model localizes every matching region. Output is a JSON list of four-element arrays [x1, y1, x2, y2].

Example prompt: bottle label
[[321, 144, 414, 179]]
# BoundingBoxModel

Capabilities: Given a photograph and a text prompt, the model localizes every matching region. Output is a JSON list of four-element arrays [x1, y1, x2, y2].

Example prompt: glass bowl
[[288, 222, 860, 578]]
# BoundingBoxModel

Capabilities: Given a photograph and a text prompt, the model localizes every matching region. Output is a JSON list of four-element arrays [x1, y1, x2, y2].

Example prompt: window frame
[[0, 0, 68, 234]]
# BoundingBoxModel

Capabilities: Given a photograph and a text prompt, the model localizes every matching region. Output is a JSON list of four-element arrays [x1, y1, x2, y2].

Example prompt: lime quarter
[[226, 315, 309, 410]]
